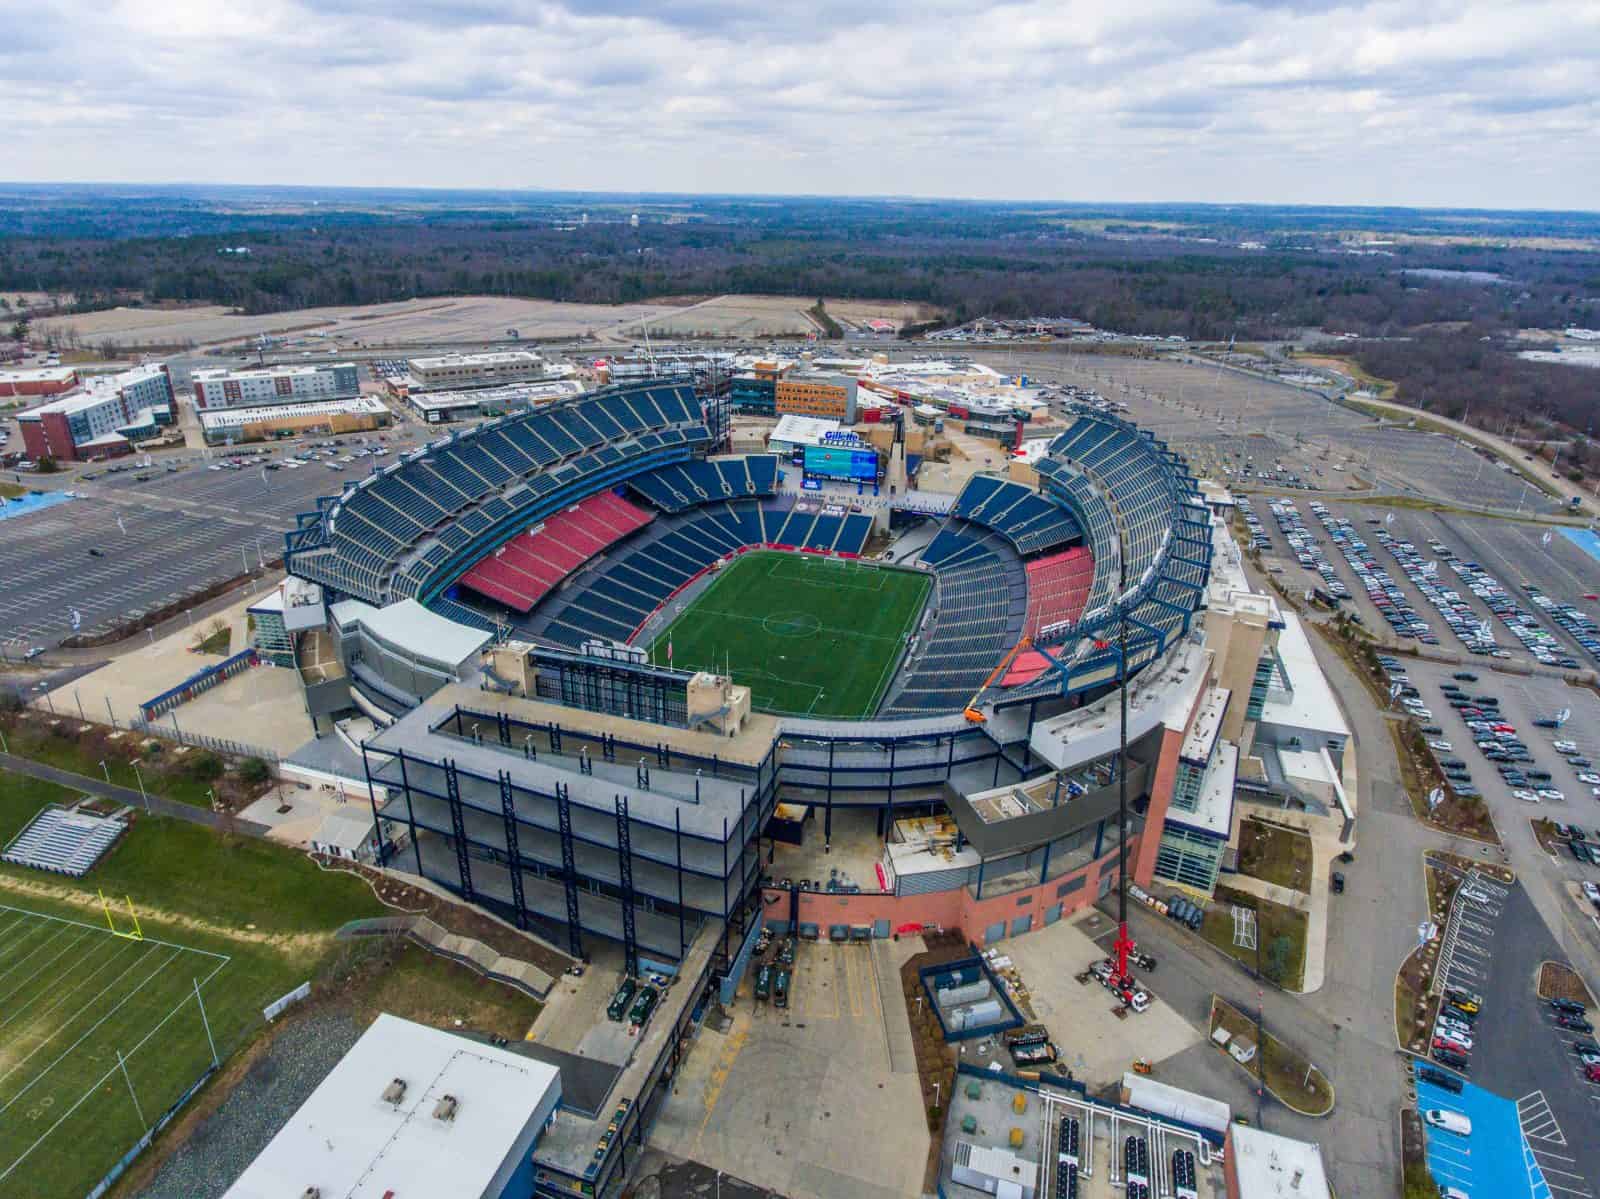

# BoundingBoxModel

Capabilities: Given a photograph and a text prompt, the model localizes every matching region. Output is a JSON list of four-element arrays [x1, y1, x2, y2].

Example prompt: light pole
[[98, 759, 111, 785], [132, 761, 149, 811]]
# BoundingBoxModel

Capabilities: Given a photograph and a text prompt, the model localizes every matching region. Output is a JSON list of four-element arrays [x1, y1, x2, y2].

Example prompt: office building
[[775, 373, 857, 421], [407, 351, 556, 392]]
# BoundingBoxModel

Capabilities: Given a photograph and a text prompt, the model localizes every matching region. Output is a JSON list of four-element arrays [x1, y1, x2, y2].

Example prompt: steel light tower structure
[[1112, 542, 1136, 987]]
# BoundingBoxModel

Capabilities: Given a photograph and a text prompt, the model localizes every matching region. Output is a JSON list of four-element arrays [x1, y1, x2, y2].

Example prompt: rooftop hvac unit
[[381, 1077, 407, 1105], [432, 1094, 460, 1122]]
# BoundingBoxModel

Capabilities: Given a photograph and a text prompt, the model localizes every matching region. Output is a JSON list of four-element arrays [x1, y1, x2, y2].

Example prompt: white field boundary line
[[0, 903, 230, 962], [0, 950, 230, 1185], [0, 918, 57, 964], [0, 948, 183, 1112], [0, 928, 93, 1008], [0, 936, 144, 1035], [0, 922, 72, 984]]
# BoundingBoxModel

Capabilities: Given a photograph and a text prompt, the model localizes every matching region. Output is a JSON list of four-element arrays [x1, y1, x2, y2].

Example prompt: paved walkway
[[0, 751, 269, 835]]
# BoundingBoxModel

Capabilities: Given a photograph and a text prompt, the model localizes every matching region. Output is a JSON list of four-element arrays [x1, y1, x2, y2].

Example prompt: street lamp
[[98, 759, 111, 785], [132, 761, 149, 811]]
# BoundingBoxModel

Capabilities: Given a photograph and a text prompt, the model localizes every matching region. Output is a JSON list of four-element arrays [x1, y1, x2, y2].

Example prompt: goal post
[[99, 889, 144, 941]]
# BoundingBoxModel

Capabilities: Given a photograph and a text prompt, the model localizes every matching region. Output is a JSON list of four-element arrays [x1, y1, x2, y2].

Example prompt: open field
[[32, 295, 686, 349], [1007, 348, 1564, 512], [648, 551, 929, 718], [624, 294, 930, 339], [0, 769, 383, 1198]]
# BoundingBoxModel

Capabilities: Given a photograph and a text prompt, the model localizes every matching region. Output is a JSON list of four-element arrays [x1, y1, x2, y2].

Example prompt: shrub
[[237, 756, 270, 785], [184, 750, 225, 781]]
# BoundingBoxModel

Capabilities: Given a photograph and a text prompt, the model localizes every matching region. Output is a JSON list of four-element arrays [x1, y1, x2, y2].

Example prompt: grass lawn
[[648, 550, 930, 718], [193, 624, 231, 655], [1237, 819, 1314, 892], [2, 711, 256, 809], [1199, 884, 1309, 991], [0, 768, 384, 1197], [1211, 996, 1334, 1116]]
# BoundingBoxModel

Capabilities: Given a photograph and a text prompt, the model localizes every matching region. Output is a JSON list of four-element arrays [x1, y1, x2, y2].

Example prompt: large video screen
[[804, 445, 879, 480]]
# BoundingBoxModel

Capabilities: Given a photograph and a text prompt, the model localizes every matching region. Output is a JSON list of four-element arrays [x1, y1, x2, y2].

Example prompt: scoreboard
[[804, 445, 879, 480]]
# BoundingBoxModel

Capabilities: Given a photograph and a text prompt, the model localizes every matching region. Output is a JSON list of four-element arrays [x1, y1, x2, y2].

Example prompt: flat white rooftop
[[198, 395, 388, 429], [1168, 739, 1237, 838], [1181, 685, 1229, 764], [769, 413, 840, 445], [1257, 610, 1349, 741], [225, 1013, 561, 1199], [410, 350, 546, 370], [192, 362, 354, 382], [1228, 1124, 1332, 1197]]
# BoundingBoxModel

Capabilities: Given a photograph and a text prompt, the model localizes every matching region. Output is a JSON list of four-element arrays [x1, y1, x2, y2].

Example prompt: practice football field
[[647, 551, 931, 718]]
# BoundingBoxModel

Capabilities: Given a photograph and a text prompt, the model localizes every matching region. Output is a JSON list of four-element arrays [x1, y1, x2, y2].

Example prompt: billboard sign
[[804, 445, 879, 480]]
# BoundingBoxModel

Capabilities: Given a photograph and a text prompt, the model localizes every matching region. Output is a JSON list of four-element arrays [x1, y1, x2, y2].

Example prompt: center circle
[[762, 612, 821, 639]]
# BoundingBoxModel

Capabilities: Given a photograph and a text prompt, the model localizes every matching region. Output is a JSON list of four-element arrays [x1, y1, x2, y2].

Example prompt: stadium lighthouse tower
[[875, 418, 909, 535]]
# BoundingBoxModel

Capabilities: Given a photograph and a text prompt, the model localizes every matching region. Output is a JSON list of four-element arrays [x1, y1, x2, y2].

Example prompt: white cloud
[[0, 0, 1594, 206]]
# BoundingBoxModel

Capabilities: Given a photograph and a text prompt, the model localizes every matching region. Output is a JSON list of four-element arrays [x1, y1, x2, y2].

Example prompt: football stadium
[[273, 374, 1319, 1196]]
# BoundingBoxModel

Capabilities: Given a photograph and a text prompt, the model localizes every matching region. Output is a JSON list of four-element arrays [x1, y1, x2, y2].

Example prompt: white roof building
[[1226, 1124, 1332, 1198], [226, 1013, 561, 1199]]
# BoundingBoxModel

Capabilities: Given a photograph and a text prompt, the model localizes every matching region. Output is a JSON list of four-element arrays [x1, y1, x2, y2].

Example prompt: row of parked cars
[[1272, 500, 1353, 601], [1548, 996, 1600, 1084], [1305, 504, 1434, 638], [1429, 986, 1484, 1072], [1438, 553, 1579, 668], [1524, 583, 1600, 669], [1373, 528, 1498, 653]]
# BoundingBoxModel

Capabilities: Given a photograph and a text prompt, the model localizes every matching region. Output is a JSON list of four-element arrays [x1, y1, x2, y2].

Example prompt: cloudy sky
[[2, 0, 1596, 208]]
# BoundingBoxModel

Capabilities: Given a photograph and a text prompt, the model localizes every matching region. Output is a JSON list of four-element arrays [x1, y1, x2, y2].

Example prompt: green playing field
[[647, 551, 931, 718]]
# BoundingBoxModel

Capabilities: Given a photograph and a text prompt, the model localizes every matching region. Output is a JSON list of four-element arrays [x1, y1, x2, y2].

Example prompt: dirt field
[[32, 295, 687, 349], [625, 294, 930, 338]]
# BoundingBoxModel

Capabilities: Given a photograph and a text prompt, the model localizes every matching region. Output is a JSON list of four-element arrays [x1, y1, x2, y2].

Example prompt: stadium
[[279, 377, 1261, 1190]]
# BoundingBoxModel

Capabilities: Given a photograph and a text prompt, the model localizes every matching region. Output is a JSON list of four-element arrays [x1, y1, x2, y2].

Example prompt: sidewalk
[[0, 750, 269, 835]]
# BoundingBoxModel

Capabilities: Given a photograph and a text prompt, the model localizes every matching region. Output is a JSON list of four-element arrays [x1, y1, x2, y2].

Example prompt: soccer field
[[648, 551, 931, 718], [0, 902, 231, 1197]]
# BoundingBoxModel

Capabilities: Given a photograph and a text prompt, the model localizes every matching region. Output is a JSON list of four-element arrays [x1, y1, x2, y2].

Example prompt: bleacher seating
[[457, 491, 653, 613], [3, 806, 127, 877], [951, 475, 1082, 556], [628, 455, 781, 513], [1024, 546, 1095, 639], [885, 520, 1027, 714], [284, 381, 708, 607]]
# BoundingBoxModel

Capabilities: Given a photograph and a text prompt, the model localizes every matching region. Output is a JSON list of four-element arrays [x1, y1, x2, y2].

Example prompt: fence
[[127, 717, 281, 765], [84, 1065, 218, 1199], [139, 649, 259, 721]]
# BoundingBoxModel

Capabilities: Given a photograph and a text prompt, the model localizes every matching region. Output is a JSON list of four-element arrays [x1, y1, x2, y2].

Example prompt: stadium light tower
[[1112, 540, 1136, 989]]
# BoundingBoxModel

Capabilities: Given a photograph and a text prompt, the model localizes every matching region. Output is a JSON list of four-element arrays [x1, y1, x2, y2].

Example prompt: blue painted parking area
[[1414, 1063, 1552, 1199], [1561, 527, 1600, 567], [0, 491, 74, 521]]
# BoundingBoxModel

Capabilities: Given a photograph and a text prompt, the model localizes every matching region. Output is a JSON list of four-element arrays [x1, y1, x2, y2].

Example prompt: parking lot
[[0, 429, 434, 648], [1414, 1063, 1564, 1199]]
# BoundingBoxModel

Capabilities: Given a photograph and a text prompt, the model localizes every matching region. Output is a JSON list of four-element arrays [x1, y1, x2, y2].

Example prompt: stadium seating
[[951, 475, 1082, 555], [3, 806, 127, 877], [284, 380, 709, 607], [1024, 545, 1095, 639], [457, 491, 653, 613], [628, 455, 780, 513], [885, 520, 1027, 714]]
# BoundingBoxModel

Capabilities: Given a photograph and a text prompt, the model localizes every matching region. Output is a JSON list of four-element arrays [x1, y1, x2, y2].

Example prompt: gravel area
[[141, 1010, 364, 1199]]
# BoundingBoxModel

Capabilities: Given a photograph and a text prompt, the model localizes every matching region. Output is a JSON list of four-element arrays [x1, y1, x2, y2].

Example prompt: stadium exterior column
[[397, 749, 423, 876], [360, 743, 385, 865], [675, 808, 686, 958]]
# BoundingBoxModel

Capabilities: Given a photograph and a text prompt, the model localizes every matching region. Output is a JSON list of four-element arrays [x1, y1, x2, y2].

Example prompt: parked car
[[1424, 1109, 1472, 1136], [1551, 997, 1588, 1016], [1557, 1014, 1594, 1033]]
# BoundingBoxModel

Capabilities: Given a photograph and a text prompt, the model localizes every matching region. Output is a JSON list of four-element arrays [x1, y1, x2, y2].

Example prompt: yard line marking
[[0, 934, 137, 1032], [0, 923, 72, 983], [0, 928, 92, 1008], [0, 948, 184, 1113], [0, 951, 229, 1184]]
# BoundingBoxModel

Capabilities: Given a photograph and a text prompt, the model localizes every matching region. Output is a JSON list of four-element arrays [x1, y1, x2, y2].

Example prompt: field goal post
[[99, 889, 144, 941]]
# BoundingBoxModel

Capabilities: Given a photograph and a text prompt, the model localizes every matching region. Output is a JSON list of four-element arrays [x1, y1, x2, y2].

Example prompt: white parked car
[[1429, 741, 1453, 752], [1513, 790, 1541, 803], [1579, 773, 1600, 786], [1538, 788, 1565, 802]]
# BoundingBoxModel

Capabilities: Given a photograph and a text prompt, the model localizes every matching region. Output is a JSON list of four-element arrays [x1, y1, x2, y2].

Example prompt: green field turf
[[647, 551, 930, 718]]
